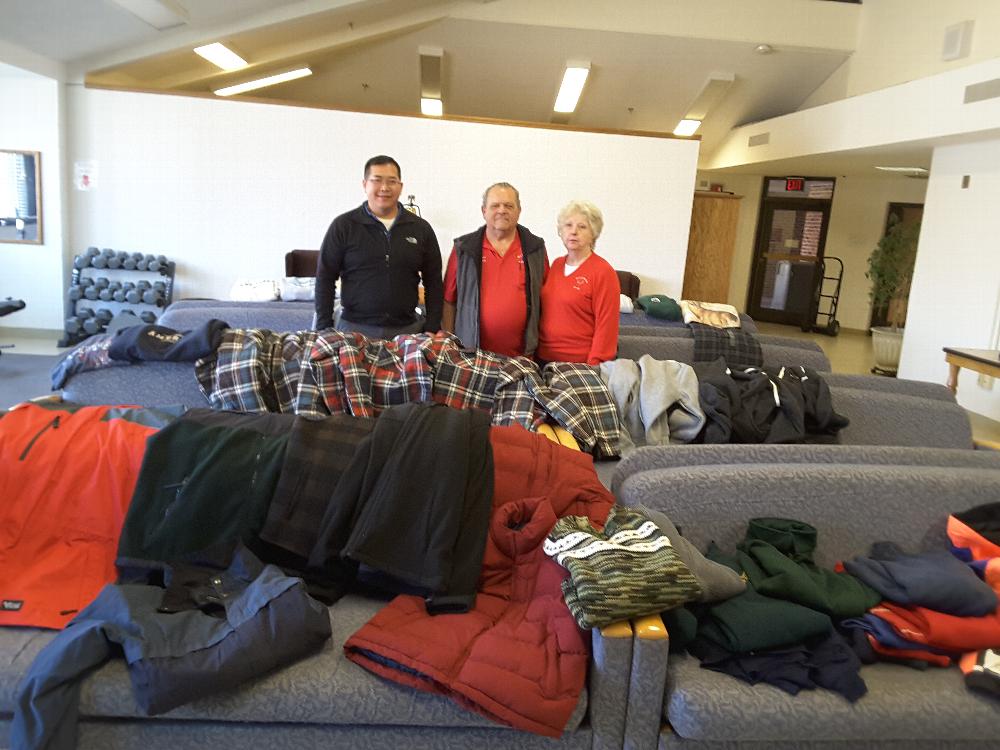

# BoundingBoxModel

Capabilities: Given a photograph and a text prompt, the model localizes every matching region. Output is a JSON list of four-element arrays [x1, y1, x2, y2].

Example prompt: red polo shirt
[[445, 234, 548, 357]]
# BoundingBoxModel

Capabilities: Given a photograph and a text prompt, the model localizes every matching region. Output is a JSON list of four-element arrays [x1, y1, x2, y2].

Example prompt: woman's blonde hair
[[557, 200, 604, 248]]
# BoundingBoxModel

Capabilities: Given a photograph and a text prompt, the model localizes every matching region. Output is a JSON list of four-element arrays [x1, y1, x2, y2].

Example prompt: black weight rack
[[802, 255, 843, 336]]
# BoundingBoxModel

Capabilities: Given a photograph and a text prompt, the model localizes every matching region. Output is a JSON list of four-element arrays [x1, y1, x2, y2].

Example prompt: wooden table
[[943, 347, 1000, 394]]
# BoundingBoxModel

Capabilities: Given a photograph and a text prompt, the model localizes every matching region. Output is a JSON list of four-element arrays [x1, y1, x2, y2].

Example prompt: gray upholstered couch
[[611, 444, 1000, 749], [0, 598, 633, 750]]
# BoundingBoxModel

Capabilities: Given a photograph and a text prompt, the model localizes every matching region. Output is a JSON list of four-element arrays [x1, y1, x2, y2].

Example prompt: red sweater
[[536, 253, 620, 365], [344, 425, 614, 737]]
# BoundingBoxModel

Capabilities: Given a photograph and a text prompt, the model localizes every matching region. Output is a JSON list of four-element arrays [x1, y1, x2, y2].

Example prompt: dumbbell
[[125, 283, 142, 304], [68, 286, 83, 302], [83, 284, 100, 300], [83, 317, 104, 335], [76, 307, 95, 320], [122, 253, 137, 270], [147, 254, 168, 272], [140, 311, 157, 324], [95, 309, 113, 324], [65, 317, 82, 334], [73, 253, 90, 270], [142, 288, 165, 306], [78, 276, 95, 289], [107, 251, 127, 269], [115, 281, 134, 303], [91, 253, 108, 269], [99, 281, 121, 302], [94, 276, 110, 290], [136, 254, 155, 271]]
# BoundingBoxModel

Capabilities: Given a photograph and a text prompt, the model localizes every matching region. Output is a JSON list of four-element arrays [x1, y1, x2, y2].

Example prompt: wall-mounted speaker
[[942, 20, 974, 62]]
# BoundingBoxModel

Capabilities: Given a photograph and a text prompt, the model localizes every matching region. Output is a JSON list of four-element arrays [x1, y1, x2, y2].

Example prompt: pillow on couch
[[280, 277, 315, 301], [230, 279, 280, 302]]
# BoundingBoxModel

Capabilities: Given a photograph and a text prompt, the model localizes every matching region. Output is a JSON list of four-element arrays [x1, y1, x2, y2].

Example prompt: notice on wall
[[74, 161, 98, 191]]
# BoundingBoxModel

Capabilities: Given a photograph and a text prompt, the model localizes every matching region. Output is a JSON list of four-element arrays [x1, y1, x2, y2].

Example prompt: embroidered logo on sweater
[[572, 275, 589, 292], [405, 236, 418, 244], [2, 600, 24, 611]]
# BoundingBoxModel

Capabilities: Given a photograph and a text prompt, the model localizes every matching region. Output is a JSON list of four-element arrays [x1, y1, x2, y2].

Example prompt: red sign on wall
[[785, 177, 804, 192]]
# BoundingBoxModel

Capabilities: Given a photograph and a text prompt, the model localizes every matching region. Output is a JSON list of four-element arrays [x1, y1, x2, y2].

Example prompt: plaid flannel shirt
[[431, 347, 507, 412], [195, 328, 283, 412], [690, 322, 763, 369], [491, 359, 620, 458], [543, 362, 621, 459], [302, 331, 460, 418]]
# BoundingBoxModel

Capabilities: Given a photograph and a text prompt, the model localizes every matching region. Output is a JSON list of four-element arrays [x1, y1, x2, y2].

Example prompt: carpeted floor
[[0, 353, 62, 410]]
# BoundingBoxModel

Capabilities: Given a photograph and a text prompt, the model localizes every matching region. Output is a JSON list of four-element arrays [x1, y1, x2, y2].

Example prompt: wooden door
[[682, 192, 741, 302]]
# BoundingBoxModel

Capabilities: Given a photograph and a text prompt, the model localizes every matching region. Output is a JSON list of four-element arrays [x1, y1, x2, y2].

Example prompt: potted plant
[[865, 217, 921, 373]]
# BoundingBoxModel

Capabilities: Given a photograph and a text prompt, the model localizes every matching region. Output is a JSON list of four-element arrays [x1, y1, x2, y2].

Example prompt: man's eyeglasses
[[367, 177, 401, 188]]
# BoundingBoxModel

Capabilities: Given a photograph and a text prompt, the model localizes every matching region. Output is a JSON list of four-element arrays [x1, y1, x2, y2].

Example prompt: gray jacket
[[452, 225, 546, 354]]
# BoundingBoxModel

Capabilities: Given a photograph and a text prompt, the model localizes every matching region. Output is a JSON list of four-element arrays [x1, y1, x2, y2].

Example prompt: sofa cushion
[[0, 595, 587, 732], [664, 652, 1000, 742]]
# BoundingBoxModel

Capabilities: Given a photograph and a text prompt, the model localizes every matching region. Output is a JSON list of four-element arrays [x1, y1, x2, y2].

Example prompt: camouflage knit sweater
[[544, 504, 702, 629]]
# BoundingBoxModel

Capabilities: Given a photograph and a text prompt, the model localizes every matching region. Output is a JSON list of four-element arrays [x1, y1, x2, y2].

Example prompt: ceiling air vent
[[965, 78, 1000, 105], [748, 132, 770, 147]]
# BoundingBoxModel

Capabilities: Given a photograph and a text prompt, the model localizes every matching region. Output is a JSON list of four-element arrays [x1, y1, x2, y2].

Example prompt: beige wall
[[846, 0, 1000, 98], [801, 0, 1000, 111], [823, 174, 928, 331], [698, 171, 928, 330]]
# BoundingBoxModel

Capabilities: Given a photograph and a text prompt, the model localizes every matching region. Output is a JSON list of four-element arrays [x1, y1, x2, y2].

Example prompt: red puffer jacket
[[0, 404, 160, 629], [344, 425, 614, 737]]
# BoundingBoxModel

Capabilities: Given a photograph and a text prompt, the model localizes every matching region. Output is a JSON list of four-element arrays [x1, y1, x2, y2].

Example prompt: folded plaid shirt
[[690, 322, 763, 369], [492, 359, 620, 458], [302, 331, 459, 418], [195, 328, 283, 412], [431, 347, 507, 412], [543, 363, 621, 459]]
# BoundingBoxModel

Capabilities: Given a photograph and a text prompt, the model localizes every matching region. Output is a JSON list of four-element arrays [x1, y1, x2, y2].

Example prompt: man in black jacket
[[315, 155, 443, 336]]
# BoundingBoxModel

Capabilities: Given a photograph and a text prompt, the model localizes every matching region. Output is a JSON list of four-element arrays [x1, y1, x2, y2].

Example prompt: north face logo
[[2, 600, 23, 611]]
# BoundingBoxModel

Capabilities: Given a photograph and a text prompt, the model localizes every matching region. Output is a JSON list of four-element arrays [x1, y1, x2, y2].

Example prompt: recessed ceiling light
[[194, 43, 248, 71], [554, 63, 590, 113], [421, 97, 443, 117], [754, 44, 774, 54], [673, 119, 701, 137], [214, 67, 312, 96]]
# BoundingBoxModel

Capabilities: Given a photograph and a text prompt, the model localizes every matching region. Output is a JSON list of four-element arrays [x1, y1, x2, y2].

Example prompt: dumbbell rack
[[59, 248, 176, 347]]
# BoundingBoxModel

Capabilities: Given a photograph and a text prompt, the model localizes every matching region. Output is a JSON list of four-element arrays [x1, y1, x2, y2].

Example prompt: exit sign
[[785, 177, 804, 192]]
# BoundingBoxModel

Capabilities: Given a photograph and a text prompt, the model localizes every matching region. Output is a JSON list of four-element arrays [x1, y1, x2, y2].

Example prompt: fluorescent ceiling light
[[109, 0, 188, 30], [421, 97, 443, 117], [194, 43, 248, 71], [673, 119, 701, 137], [685, 73, 735, 121], [874, 166, 929, 176], [214, 67, 312, 96], [554, 64, 590, 113]]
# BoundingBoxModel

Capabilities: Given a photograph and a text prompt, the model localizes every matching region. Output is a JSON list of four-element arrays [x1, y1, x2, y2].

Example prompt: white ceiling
[[0, 0, 933, 173]]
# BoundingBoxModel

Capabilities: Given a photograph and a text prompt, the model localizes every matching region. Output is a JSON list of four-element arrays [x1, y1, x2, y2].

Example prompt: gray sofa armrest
[[589, 621, 634, 750], [622, 616, 669, 750]]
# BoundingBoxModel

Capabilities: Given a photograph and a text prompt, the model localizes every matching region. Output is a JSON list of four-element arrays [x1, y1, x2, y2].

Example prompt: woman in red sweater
[[536, 200, 620, 365]]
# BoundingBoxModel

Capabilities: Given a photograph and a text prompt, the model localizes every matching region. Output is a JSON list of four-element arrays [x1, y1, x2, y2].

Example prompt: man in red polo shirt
[[442, 183, 549, 357]]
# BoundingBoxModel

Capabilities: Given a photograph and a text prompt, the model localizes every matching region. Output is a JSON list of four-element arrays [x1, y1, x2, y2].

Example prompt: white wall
[[0, 66, 65, 330], [823, 175, 927, 331], [899, 138, 1000, 421], [67, 88, 698, 304]]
